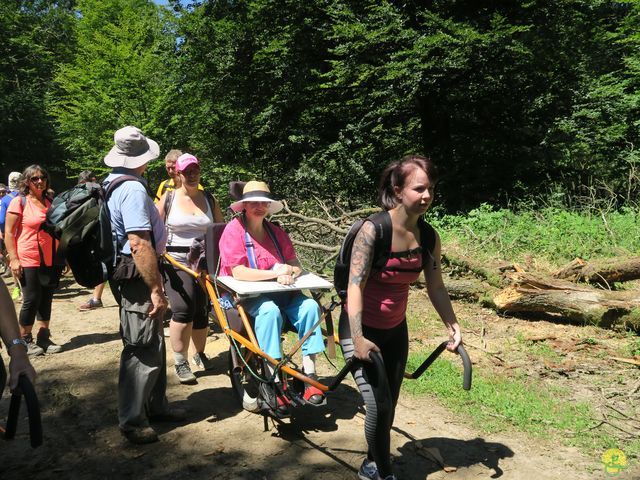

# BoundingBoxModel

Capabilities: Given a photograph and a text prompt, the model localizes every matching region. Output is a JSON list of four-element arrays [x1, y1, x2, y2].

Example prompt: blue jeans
[[243, 292, 324, 360]]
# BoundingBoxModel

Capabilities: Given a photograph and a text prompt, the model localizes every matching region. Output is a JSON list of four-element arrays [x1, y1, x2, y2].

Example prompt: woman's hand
[[446, 322, 462, 352], [276, 274, 295, 285], [10, 258, 22, 279], [353, 336, 380, 362], [9, 347, 36, 392]]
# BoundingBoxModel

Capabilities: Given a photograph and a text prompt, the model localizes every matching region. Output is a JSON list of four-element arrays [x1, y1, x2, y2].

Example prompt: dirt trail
[[1, 275, 638, 479]]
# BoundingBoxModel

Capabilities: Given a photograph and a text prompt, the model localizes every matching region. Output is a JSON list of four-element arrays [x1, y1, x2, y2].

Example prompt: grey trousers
[[110, 277, 168, 430]]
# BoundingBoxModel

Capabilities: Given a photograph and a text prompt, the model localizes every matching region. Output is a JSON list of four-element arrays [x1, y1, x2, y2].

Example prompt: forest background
[[2, 0, 640, 215], [3, 1, 640, 472]]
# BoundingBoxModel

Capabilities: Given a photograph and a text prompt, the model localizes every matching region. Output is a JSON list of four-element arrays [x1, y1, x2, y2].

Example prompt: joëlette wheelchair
[[162, 222, 472, 426]]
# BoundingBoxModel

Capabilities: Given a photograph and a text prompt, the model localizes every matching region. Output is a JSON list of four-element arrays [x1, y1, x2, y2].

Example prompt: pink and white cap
[[176, 153, 199, 172]]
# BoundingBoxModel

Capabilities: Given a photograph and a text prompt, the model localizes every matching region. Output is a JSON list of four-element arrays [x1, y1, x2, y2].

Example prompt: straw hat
[[229, 180, 283, 214]]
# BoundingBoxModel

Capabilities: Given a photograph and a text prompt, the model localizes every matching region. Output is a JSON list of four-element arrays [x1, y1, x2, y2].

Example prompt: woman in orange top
[[5, 165, 62, 356]]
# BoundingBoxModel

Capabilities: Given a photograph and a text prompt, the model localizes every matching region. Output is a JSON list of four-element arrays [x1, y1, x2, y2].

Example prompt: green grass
[[402, 354, 637, 458], [427, 204, 640, 266]]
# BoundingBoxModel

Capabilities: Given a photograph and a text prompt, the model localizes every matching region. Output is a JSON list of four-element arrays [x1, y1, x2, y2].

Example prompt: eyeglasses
[[30, 175, 47, 183]]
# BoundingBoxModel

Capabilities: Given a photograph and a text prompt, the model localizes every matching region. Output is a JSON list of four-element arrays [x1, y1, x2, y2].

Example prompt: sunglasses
[[30, 175, 47, 183]]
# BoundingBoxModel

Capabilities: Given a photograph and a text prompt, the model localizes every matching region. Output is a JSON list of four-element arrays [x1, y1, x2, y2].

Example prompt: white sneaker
[[358, 459, 378, 480]]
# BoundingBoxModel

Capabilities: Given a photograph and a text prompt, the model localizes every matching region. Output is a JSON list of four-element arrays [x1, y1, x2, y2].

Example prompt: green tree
[[49, 0, 173, 176], [0, 0, 75, 175]]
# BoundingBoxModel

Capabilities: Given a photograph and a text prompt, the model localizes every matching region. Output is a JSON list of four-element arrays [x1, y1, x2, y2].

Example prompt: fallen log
[[493, 273, 640, 331], [554, 257, 640, 286]]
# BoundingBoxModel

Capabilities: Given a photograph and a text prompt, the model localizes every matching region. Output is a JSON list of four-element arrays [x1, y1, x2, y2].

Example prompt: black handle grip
[[406, 341, 472, 390], [4, 375, 42, 448]]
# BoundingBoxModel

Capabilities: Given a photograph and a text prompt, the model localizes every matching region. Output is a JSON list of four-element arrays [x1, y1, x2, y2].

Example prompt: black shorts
[[161, 263, 209, 329]]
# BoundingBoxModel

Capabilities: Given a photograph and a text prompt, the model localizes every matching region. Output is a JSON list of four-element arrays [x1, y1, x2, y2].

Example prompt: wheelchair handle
[[324, 350, 392, 393], [405, 341, 472, 391], [5, 375, 43, 448]]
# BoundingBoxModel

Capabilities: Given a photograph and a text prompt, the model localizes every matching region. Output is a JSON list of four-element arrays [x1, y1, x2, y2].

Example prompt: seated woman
[[219, 181, 325, 410], [157, 153, 224, 384]]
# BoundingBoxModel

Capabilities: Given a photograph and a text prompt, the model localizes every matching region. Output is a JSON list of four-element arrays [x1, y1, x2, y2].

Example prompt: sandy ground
[[1, 274, 639, 480]]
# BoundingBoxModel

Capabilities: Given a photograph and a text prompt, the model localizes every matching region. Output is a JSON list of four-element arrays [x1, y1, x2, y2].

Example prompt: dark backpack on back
[[43, 175, 140, 288], [333, 210, 436, 303]]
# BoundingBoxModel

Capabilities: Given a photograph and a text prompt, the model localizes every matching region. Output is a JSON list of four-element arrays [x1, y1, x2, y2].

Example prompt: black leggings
[[19, 267, 55, 327], [339, 312, 409, 478], [161, 262, 209, 329]]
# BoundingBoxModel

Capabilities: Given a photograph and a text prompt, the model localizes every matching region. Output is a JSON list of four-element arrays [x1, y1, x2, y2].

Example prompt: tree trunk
[[554, 257, 640, 286], [493, 273, 640, 330]]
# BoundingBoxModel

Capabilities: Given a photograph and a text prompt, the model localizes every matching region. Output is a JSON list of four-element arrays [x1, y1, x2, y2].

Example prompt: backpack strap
[[365, 210, 393, 271], [103, 175, 154, 255], [418, 218, 436, 270], [163, 189, 175, 222]]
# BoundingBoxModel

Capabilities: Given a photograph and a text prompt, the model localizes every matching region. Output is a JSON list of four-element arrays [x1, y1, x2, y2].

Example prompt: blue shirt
[[0, 190, 19, 233], [104, 170, 166, 255]]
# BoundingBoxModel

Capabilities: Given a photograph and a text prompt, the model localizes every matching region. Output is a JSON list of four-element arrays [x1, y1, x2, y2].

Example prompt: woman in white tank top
[[156, 154, 224, 384]]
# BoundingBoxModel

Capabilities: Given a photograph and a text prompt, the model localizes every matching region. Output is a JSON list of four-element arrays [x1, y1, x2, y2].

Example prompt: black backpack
[[333, 210, 436, 304], [42, 175, 141, 288]]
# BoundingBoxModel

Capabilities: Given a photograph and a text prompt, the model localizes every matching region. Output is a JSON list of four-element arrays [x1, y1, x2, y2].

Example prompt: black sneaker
[[192, 351, 215, 371], [36, 328, 62, 354], [174, 361, 197, 384], [23, 334, 44, 357]]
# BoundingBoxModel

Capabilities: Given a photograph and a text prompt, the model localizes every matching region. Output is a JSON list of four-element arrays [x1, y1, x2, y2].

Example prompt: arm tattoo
[[351, 311, 364, 338], [349, 222, 375, 288]]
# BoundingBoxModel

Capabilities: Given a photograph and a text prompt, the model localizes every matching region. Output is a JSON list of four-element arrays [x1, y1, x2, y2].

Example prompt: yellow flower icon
[[601, 448, 627, 475]]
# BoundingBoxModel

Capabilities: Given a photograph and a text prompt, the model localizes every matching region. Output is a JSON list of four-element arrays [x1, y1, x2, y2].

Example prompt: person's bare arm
[[5, 211, 21, 278], [231, 263, 291, 282], [346, 221, 380, 361], [212, 198, 224, 223], [155, 192, 167, 219], [128, 230, 167, 319], [0, 281, 35, 390], [424, 232, 462, 351]]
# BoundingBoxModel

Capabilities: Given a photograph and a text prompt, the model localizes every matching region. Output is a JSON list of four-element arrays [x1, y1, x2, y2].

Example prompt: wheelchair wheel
[[228, 345, 262, 413]]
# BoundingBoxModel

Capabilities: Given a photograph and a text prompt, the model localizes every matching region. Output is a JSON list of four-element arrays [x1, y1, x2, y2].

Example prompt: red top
[[7, 196, 56, 267], [219, 217, 296, 276], [360, 253, 423, 329]]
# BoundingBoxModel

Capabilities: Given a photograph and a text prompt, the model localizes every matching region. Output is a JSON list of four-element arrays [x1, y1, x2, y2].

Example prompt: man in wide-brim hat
[[104, 126, 185, 445]]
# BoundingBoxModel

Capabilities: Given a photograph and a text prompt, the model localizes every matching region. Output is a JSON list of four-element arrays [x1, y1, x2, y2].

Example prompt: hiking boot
[[149, 406, 187, 423], [303, 373, 325, 405], [121, 426, 159, 445], [36, 328, 62, 354], [78, 298, 103, 311], [174, 361, 197, 384], [23, 334, 44, 357], [192, 351, 215, 371]]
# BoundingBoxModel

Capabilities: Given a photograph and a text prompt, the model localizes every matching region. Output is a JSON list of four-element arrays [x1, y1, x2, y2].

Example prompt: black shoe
[[36, 328, 62, 354], [149, 406, 187, 423], [121, 426, 159, 445]]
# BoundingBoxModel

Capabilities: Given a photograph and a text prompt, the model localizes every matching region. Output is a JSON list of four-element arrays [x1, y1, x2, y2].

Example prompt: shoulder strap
[[104, 174, 141, 199], [418, 218, 436, 269], [163, 189, 175, 222], [263, 221, 285, 263], [204, 191, 216, 220], [365, 210, 392, 270]]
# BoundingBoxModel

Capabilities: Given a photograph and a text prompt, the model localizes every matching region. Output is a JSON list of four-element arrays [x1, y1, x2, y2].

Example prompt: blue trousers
[[243, 292, 324, 360]]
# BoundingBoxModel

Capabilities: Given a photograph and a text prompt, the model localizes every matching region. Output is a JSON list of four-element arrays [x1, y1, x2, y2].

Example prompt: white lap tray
[[216, 272, 334, 298]]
